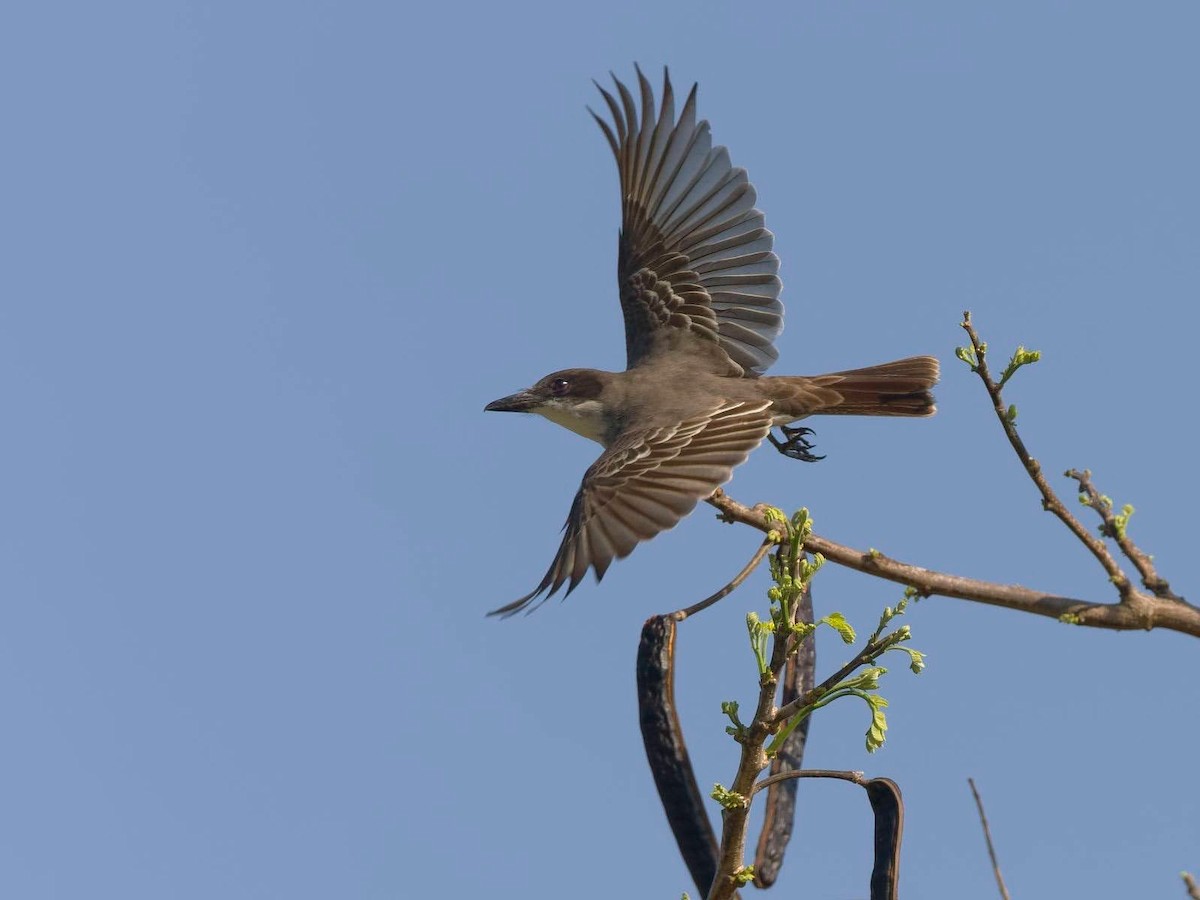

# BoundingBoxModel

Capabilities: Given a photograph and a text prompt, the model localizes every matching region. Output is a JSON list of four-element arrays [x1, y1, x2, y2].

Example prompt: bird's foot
[[768, 425, 825, 462]]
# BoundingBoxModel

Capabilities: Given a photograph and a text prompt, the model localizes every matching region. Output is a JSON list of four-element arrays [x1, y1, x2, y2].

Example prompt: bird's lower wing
[[490, 399, 773, 616]]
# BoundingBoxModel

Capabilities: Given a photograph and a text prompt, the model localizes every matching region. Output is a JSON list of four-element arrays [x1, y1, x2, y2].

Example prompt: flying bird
[[486, 66, 938, 616]]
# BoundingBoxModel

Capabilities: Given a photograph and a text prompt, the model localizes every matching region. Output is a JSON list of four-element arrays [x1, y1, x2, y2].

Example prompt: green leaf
[[819, 612, 856, 644], [866, 698, 889, 753], [893, 646, 926, 674]]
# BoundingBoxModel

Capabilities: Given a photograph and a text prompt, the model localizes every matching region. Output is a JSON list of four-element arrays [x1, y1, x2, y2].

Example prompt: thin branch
[[706, 490, 1200, 637], [675, 539, 774, 620], [772, 631, 904, 725], [1067, 467, 1182, 601], [961, 311, 1187, 612], [1183, 871, 1200, 900], [959, 312, 1134, 595], [752, 769, 868, 794], [968, 778, 1011, 900]]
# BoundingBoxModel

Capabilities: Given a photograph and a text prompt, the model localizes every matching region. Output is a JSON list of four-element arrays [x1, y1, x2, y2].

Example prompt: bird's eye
[[551, 378, 570, 396]]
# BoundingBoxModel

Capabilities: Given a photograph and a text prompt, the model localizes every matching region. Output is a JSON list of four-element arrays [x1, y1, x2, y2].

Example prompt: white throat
[[536, 399, 609, 445]]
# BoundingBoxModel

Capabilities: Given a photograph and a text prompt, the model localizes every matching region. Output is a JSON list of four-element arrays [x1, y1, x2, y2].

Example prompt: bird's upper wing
[[489, 399, 774, 616], [591, 67, 784, 376]]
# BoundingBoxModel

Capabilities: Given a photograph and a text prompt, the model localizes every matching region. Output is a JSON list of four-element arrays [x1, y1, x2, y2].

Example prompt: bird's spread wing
[[489, 400, 774, 616], [591, 66, 784, 376]]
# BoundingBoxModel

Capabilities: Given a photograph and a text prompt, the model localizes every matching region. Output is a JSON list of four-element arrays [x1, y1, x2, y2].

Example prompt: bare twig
[[960, 312, 1134, 596], [961, 311, 1187, 612], [675, 539, 774, 621], [706, 490, 1200, 637], [968, 778, 1011, 900], [1067, 468, 1182, 601], [752, 769, 868, 794], [1183, 871, 1200, 900]]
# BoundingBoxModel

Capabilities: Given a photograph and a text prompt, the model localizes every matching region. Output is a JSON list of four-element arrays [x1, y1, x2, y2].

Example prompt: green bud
[[841, 667, 886, 691], [711, 784, 748, 810], [792, 621, 816, 638], [1113, 503, 1135, 538], [763, 506, 787, 525]]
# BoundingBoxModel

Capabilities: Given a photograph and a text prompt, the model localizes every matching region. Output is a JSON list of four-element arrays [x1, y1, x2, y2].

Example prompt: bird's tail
[[765, 355, 939, 419]]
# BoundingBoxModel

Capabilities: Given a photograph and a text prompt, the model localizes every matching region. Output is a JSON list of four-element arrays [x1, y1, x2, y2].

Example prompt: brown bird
[[486, 66, 938, 616]]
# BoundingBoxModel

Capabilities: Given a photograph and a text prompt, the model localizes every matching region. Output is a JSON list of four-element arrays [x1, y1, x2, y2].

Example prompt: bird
[[485, 66, 938, 616]]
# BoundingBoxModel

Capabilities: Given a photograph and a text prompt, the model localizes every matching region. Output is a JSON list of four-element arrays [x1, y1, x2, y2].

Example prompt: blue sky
[[2, 2, 1197, 898]]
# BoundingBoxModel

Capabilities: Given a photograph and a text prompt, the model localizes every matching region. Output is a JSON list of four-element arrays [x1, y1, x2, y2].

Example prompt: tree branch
[[706, 490, 1200, 637]]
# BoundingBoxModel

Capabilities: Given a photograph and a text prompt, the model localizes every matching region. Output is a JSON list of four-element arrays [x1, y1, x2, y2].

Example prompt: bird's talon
[[770, 426, 825, 463]]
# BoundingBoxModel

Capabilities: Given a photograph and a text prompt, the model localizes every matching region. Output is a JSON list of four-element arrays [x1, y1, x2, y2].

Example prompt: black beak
[[485, 389, 540, 413]]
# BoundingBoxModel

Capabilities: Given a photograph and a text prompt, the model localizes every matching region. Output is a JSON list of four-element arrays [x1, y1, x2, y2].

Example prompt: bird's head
[[485, 368, 611, 444]]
